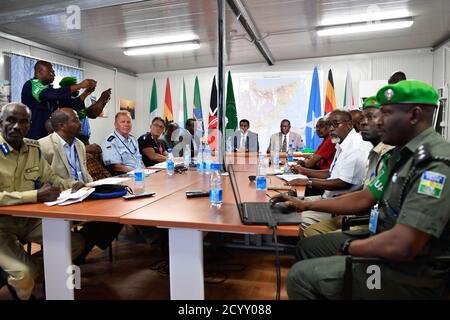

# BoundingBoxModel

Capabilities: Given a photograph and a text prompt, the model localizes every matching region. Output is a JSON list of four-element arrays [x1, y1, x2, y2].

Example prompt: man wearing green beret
[[297, 97, 394, 237], [58, 76, 111, 144], [272, 80, 450, 299]]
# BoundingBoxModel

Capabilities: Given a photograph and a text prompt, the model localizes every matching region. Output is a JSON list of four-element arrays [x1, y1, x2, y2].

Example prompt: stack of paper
[[276, 174, 307, 182], [151, 161, 184, 169], [126, 169, 158, 176], [86, 177, 131, 187], [45, 187, 95, 206]]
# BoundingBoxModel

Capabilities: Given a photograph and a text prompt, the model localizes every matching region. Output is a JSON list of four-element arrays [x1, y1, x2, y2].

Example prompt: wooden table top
[[0, 170, 202, 222], [120, 170, 304, 237]]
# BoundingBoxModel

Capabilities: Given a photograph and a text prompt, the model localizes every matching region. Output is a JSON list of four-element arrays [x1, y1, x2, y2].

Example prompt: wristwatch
[[307, 178, 313, 189], [339, 239, 354, 255]]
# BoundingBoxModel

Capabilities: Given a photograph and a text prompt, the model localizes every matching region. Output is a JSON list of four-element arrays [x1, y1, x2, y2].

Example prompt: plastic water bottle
[[226, 139, 232, 153], [210, 163, 222, 208], [203, 146, 212, 175], [256, 155, 267, 191], [272, 150, 280, 170], [287, 143, 294, 162], [197, 148, 204, 174], [166, 148, 175, 176], [134, 154, 145, 194], [183, 144, 191, 167]]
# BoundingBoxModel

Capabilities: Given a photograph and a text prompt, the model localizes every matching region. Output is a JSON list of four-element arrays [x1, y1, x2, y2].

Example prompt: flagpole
[[217, 0, 226, 171]]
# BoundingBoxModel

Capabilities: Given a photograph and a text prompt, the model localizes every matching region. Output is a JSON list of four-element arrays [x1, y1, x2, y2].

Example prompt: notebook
[[228, 164, 302, 226]]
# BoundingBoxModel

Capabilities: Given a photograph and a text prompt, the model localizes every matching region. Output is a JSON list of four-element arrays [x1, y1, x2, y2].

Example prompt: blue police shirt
[[101, 130, 141, 169]]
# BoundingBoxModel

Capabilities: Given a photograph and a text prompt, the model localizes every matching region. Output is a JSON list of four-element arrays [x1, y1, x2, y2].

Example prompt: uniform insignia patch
[[106, 146, 112, 149], [107, 136, 115, 142], [418, 171, 446, 199], [0, 143, 10, 156], [23, 138, 40, 147], [384, 88, 394, 101]]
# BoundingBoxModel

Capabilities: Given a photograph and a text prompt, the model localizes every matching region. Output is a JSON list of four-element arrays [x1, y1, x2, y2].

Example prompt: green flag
[[225, 71, 237, 140], [149, 78, 158, 118]]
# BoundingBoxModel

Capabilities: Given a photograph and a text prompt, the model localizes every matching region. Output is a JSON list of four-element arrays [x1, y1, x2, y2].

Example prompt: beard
[[331, 136, 341, 144]]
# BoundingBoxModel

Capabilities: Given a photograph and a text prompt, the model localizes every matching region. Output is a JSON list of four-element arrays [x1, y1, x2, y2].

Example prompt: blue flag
[[305, 67, 322, 150]]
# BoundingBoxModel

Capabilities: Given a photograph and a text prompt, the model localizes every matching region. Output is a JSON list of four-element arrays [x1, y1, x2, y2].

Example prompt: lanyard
[[329, 149, 341, 175], [114, 132, 137, 155], [66, 144, 80, 181]]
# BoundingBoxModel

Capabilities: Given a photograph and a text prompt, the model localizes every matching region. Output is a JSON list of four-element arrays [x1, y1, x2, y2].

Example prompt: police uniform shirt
[[367, 128, 450, 279], [364, 142, 394, 186], [138, 132, 167, 167], [101, 130, 141, 169], [0, 135, 74, 206]]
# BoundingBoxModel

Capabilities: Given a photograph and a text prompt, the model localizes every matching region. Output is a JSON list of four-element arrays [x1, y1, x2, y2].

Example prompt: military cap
[[59, 76, 77, 88], [376, 80, 438, 106], [362, 96, 381, 110]]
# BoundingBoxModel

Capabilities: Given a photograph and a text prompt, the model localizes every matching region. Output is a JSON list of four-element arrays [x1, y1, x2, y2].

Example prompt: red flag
[[207, 76, 218, 150], [163, 78, 173, 124], [324, 69, 336, 114]]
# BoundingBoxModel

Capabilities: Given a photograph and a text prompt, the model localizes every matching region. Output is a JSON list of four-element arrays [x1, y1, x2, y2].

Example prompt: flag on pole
[[193, 76, 204, 138], [177, 78, 187, 128], [225, 71, 237, 141], [149, 78, 158, 120], [207, 76, 218, 150], [305, 67, 322, 150], [324, 69, 336, 113], [163, 78, 173, 125], [343, 70, 355, 110]]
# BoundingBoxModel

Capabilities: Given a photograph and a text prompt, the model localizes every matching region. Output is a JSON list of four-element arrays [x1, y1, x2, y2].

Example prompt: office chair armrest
[[341, 215, 370, 231]]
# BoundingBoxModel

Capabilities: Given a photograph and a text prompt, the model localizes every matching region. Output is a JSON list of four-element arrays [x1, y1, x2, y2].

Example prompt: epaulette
[[107, 135, 115, 142], [23, 138, 40, 148]]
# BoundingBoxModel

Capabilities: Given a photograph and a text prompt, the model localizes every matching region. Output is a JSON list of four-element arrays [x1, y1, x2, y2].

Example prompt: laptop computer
[[228, 164, 302, 226]]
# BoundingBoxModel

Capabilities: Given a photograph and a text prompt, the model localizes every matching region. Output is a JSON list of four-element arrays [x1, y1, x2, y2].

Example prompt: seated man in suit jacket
[[39, 108, 123, 265], [228, 119, 259, 152], [178, 118, 201, 158], [267, 119, 303, 153]]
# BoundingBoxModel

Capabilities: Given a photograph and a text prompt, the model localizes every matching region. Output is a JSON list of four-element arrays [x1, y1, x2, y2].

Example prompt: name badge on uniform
[[418, 171, 446, 199], [369, 207, 379, 234], [1, 143, 10, 156]]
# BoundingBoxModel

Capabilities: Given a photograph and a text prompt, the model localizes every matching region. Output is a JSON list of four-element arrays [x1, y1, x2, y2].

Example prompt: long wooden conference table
[[0, 154, 304, 300]]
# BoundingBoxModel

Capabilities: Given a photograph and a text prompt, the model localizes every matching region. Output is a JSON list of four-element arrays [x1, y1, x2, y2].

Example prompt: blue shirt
[[101, 130, 141, 169], [56, 133, 83, 182]]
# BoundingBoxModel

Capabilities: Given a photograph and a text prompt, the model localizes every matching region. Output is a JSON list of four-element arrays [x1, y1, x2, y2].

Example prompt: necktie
[[281, 135, 287, 152]]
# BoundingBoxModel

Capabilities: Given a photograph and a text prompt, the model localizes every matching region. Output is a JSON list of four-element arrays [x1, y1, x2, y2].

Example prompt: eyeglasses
[[327, 120, 349, 129], [152, 123, 165, 130]]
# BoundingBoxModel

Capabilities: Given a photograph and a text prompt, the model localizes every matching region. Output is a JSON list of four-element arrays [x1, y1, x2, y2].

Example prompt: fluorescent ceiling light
[[321, 9, 410, 26], [317, 18, 413, 36], [125, 34, 198, 47], [124, 40, 200, 56]]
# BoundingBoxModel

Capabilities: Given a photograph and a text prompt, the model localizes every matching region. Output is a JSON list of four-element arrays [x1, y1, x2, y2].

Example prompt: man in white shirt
[[288, 110, 372, 226], [228, 119, 259, 152], [267, 119, 303, 153]]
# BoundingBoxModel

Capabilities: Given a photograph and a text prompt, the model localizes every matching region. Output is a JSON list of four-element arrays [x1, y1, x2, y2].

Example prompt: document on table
[[151, 161, 184, 169], [85, 177, 131, 187], [44, 187, 95, 206], [126, 169, 158, 176], [276, 174, 308, 182]]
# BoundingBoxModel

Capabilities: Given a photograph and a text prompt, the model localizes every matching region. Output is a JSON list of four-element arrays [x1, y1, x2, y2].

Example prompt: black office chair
[[341, 216, 450, 299]]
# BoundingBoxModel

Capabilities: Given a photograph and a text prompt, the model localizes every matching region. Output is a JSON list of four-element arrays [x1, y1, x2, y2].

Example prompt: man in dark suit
[[179, 118, 201, 157], [228, 119, 259, 152]]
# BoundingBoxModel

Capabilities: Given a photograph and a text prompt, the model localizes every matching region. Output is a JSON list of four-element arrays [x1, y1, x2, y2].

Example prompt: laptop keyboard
[[243, 203, 274, 223]]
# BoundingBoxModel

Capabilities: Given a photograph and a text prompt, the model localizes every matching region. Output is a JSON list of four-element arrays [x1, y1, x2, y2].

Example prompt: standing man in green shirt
[[272, 80, 450, 299]]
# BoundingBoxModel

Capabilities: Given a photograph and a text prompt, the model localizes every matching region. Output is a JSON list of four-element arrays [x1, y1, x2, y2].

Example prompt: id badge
[[368, 207, 379, 234]]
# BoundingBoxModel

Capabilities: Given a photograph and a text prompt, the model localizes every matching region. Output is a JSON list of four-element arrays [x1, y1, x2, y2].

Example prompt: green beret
[[376, 80, 438, 106], [362, 96, 381, 110], [59, 76, 77, 87]]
